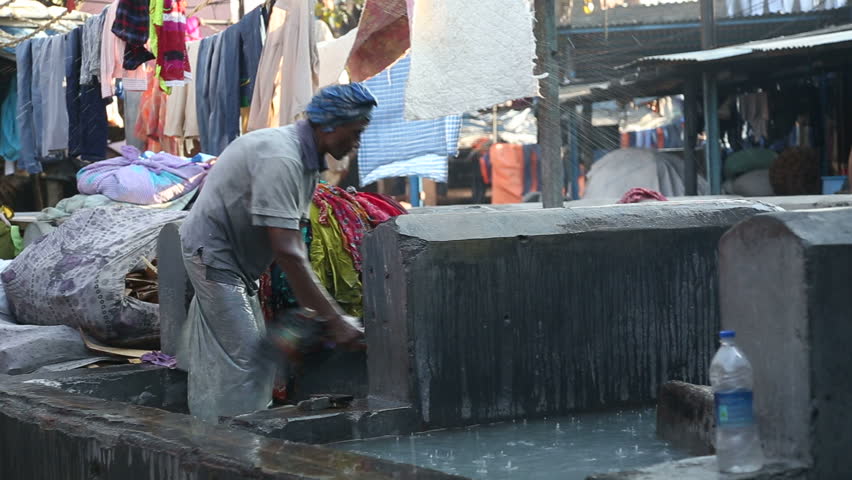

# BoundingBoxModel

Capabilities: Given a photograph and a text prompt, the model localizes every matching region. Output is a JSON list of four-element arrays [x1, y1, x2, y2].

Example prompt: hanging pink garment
[[345, 0, 409, 82]]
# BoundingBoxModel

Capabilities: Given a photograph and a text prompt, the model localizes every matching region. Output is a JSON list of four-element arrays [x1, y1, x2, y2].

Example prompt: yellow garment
[[309, 201, 362, 317]]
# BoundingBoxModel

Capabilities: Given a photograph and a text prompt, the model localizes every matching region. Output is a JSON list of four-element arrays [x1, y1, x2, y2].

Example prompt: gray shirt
[[180, 124, 318, 283]]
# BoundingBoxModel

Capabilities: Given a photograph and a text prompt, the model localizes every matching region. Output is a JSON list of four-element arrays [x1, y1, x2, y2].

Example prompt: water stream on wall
[[333, 407, 690, 479]]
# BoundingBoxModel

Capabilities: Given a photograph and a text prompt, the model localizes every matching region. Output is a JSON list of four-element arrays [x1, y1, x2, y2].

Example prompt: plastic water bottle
[[709, 330, 764, 473]]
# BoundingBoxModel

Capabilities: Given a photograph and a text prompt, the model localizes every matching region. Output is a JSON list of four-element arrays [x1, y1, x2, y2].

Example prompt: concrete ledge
[[586, 456, 808, 480], [363, 200, 781, 428], [0, 375, 462, 479], [229, 399, 419, 444], [656, 381, 714, 455]]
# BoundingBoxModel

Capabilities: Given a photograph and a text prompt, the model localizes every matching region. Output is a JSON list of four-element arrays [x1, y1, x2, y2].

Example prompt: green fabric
[[10, 226, 22, 257], [724, 149, 777, 179], [309, 202, 362, 318], [0, 224, 15, 260]]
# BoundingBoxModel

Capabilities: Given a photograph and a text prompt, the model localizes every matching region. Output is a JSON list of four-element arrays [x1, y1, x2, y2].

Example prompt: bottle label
[[715, 391, 755, 428]]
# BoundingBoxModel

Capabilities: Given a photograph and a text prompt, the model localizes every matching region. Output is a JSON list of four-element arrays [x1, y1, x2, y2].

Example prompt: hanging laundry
[[481, 143, 540, 204], [359, 55, 461, 186], [157, 0, 191, 87], [318, 27, 358, 88], [238, 5, 265, 109], [0, 78, 19, 172], [101, 0, 150, 97], [76, 145, 211, 205], [185, 16, 201, 42], [15, 40, 40, 174], [196, 6, 264, 155], [345, 0, 409, 82], [80, 9, 106, 85], [163, 40, 201, 148], [740, 92, 770, 141], [35, 34, 68, 157], [404, 0, 538, 120], [66, 28, 109, 161], [111, 0, 155, 70], [248, 0, 317, 131]]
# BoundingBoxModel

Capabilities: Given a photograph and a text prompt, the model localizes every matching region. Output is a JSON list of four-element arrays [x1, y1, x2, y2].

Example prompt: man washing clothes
[[177, 83, 378, 422]]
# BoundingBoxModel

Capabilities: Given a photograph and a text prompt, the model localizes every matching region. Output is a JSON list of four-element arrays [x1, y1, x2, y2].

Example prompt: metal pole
[[699, 0, 721, 194], [570, 108, 580, 200], [683, 77, 698, 195], [703, 73, 721, 194], [409, 176, 421, 207], [534, 0, 564, 208], [492, 105, 499, 144]]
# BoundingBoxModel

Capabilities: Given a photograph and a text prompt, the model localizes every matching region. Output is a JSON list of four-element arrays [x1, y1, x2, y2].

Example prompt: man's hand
[[327, 314, 364, 345], [267, 227, 344, 320]]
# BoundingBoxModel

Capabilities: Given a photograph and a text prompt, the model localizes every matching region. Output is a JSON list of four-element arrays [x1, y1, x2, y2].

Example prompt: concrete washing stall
[[3, 199, 831, 479]]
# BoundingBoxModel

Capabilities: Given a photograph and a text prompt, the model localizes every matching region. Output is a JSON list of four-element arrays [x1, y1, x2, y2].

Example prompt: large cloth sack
[[1, 207, 187, 348]]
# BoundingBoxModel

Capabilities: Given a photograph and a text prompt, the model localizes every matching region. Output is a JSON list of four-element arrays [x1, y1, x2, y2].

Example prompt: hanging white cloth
[[403, 0, 539, 120]]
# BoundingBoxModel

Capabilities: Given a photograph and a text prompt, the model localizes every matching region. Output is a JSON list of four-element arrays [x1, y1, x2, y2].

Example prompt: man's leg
[[178, 254, 274, 422]]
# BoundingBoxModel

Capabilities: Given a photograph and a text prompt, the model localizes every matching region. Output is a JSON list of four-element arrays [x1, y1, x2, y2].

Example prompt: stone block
[[719, 207, 852, 478], [362, 200, 780, 428], [656, 381, 714, 455]]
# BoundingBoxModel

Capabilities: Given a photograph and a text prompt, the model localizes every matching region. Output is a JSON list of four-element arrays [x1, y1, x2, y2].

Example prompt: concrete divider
[[719, 207, 852, 478], [362, 200, 781, 428]]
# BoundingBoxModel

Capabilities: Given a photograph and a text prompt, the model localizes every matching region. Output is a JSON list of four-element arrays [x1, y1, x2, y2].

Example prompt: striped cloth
[[358, 55, 460, 186]]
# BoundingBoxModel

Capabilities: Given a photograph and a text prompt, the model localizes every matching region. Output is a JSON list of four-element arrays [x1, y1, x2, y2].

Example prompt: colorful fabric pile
[[259, 183, 406, 322]]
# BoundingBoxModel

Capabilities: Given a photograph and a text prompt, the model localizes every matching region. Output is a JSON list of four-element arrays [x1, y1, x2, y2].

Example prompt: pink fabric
[[346, 0, 409, 82], [617, 188, 668, 204], [100, 0, 149, 98], [185, 16, 201, 42]]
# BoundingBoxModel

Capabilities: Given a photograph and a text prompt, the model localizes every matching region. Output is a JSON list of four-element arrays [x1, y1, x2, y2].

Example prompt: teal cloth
[[0, 77, 19, 163]]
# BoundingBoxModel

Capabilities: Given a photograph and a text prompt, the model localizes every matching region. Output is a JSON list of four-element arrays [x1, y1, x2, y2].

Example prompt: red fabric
[[314, 184, 373, 271], [617, 187, 668, 204], [346, 0, 409, 82], [158, 0, 190, 84], [357, 192, 407, 218], [488, 143, 525, 204]]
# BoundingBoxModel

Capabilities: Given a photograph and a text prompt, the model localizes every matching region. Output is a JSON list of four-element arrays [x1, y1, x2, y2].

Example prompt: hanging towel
[[318, 27, 358, 88], [359, 55, 460, 186], [404, 0, 538, 120], [345, 0, 409, 82], [247, 0, 317, 130], [157, 0, 191, 87]]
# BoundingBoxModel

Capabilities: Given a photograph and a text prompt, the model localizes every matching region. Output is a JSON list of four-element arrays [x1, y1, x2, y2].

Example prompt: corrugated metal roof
[[624, 23, 852, 68]]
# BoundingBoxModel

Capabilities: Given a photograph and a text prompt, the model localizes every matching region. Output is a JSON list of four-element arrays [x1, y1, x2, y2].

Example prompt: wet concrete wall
[[362, 200, 781, 428], [720, 208, 852, 479]]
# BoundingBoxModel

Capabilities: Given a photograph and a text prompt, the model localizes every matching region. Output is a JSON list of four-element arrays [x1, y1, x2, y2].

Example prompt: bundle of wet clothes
[[258, 183, 405, 401], [259, 182, 406, 320]]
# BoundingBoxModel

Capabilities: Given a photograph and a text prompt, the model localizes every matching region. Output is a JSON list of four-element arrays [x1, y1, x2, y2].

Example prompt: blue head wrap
[[305, 83, 378, 130]]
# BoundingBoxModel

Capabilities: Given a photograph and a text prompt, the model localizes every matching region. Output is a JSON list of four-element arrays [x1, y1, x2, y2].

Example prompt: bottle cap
[[719, 330, 736, 339]]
